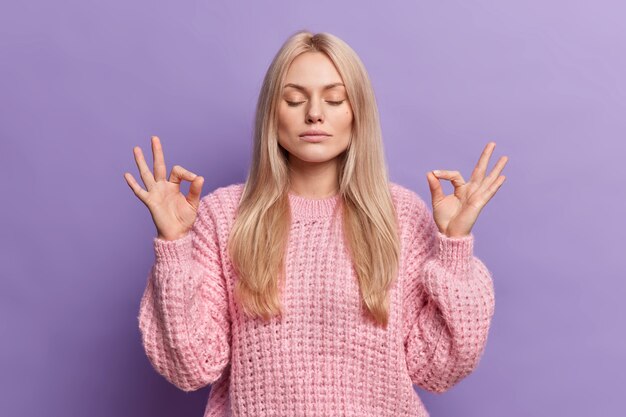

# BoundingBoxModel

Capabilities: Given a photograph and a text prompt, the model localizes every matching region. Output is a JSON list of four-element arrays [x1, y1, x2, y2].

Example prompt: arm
[[137, 197, 231, 392], [403, 195, 495, 393]]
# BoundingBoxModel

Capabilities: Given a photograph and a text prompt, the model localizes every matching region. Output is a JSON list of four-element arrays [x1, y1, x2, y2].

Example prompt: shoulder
[[388, 181, 434, 240], [203, 182, 245, 209], [197, 182, 245, 226], [389, 181, 429, 216]]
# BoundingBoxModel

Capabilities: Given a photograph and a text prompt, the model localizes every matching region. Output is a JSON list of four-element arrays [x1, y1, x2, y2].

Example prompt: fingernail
[[433, 170, 440, 175]]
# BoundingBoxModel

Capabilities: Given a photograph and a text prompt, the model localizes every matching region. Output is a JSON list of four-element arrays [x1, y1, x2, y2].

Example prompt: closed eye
[[286, 100, 346, 107]]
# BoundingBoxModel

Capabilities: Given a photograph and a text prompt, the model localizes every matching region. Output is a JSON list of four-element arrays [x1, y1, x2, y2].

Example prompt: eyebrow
[[283, 82, 345, 92]]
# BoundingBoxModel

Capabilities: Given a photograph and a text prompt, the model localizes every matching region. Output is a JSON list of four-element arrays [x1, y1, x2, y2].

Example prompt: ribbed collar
[[287, 191, 342, 219]]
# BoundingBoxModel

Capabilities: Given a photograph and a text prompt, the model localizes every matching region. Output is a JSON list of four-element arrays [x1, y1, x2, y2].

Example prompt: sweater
[[137, 181, 495, 417]]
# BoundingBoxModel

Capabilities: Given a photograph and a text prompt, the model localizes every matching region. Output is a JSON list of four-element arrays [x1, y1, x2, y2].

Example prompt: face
[[277, 52, 354, 166]]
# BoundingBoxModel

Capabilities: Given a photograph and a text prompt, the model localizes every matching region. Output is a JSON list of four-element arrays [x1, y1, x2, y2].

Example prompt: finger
[[187, 176, 204, 208], [481, 175, 506, 204], [426, 171, 446, 205], [133, 146, 156, 190], [469, 141, 496, 183], [169, 165, 198, 185], [432, 170, 466, 188], [482, 155, 509, 188], [152, 136, 167, 182], [123, 172, 150, 203]]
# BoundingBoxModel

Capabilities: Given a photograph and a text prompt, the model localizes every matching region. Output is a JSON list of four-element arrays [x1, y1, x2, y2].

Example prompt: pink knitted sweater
[[137, 182, 495, 416]]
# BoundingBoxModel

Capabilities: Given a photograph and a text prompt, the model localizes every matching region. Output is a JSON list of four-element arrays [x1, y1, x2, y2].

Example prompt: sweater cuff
[[436, 231, 474, 273], [153, 231, 193, 265]]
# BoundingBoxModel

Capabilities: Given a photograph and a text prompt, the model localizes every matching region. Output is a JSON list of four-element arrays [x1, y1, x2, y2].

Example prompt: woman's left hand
[[426, 141, 508, 238]]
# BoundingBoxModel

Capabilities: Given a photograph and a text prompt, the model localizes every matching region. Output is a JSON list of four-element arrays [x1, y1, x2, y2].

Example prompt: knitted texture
[[137, 182, 495, 417]]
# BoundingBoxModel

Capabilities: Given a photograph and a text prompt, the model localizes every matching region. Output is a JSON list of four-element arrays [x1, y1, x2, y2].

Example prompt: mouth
[[299, 134, 331, 143]]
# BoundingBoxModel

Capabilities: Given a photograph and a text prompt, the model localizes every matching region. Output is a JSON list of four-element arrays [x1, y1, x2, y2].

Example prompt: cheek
[[278, 106, 301, 124], [340, 108, 353, 129], [277, 110, 288, 131]]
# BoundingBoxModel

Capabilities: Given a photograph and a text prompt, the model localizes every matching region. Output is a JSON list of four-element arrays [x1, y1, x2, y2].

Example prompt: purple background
[[1, 1, 624, 416]]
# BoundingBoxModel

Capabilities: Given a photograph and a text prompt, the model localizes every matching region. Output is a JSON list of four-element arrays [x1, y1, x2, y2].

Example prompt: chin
[[291, 150, 346, 164]]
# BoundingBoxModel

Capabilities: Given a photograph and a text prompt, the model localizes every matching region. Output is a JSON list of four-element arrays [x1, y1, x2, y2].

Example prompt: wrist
[[157, 230, 190, 241]]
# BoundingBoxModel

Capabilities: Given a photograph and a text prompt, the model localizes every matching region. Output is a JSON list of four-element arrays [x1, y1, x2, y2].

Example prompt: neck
[[287, 156, 340, 198]]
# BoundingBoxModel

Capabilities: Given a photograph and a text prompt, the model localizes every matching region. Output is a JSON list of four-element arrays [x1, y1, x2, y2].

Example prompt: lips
[[299, 134, 330, 143]]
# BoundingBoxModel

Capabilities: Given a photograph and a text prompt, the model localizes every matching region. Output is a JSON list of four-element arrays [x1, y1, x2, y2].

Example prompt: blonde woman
[[124, 30, 507, 417]]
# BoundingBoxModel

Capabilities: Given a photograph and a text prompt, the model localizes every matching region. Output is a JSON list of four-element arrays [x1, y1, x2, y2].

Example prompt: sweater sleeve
[[402, 194, 495, 393], [137, 197, 231, 392]]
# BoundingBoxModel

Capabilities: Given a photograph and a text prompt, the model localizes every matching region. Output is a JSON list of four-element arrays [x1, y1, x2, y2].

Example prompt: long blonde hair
[[227, 30, 400, 327]]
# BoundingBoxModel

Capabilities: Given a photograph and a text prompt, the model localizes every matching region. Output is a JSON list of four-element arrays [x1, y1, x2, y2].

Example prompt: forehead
[[283, 52, 345, 91]]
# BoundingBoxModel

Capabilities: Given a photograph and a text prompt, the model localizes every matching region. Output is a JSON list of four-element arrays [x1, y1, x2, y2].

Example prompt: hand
[[123, 136, 205, 241], [425, 141, 508, 238]]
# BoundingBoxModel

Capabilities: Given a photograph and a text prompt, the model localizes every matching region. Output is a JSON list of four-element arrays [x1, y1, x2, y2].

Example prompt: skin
[[124, 136, 204, 241], [123, 55, 508, 241], [427, 142, 508, 238], [277, 51, 354, 199]]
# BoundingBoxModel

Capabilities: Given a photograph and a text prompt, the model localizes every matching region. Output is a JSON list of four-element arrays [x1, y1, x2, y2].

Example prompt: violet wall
[[1, 1, 624, 416]]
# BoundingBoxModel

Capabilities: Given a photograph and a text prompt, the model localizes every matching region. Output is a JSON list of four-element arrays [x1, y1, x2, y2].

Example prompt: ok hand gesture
[[426, 142, 508, 238], [123, 136, 205, 241]]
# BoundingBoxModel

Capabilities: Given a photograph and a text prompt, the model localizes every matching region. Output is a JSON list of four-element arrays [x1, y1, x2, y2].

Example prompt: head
[[246, 29, 388, 196], [276, 51, 353, 173], [229, 30, 400, 327]]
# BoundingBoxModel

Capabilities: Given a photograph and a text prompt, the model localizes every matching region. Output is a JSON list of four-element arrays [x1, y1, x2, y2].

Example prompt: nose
[[305, 98, 324, 123]]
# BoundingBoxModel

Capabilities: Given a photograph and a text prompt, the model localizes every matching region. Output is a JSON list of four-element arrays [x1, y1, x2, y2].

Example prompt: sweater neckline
[[287, 191, 342, 219]]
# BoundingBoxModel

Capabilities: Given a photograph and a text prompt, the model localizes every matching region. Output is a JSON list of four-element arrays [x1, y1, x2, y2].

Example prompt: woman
[[124, 30, 507, 417]]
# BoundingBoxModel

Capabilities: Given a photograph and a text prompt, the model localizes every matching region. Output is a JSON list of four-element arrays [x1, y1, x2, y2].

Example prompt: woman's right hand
[[123, 136, 204, 241]]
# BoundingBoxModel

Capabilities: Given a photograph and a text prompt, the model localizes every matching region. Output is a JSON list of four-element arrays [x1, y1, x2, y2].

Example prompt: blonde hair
[[227, 29, 400, 327]]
